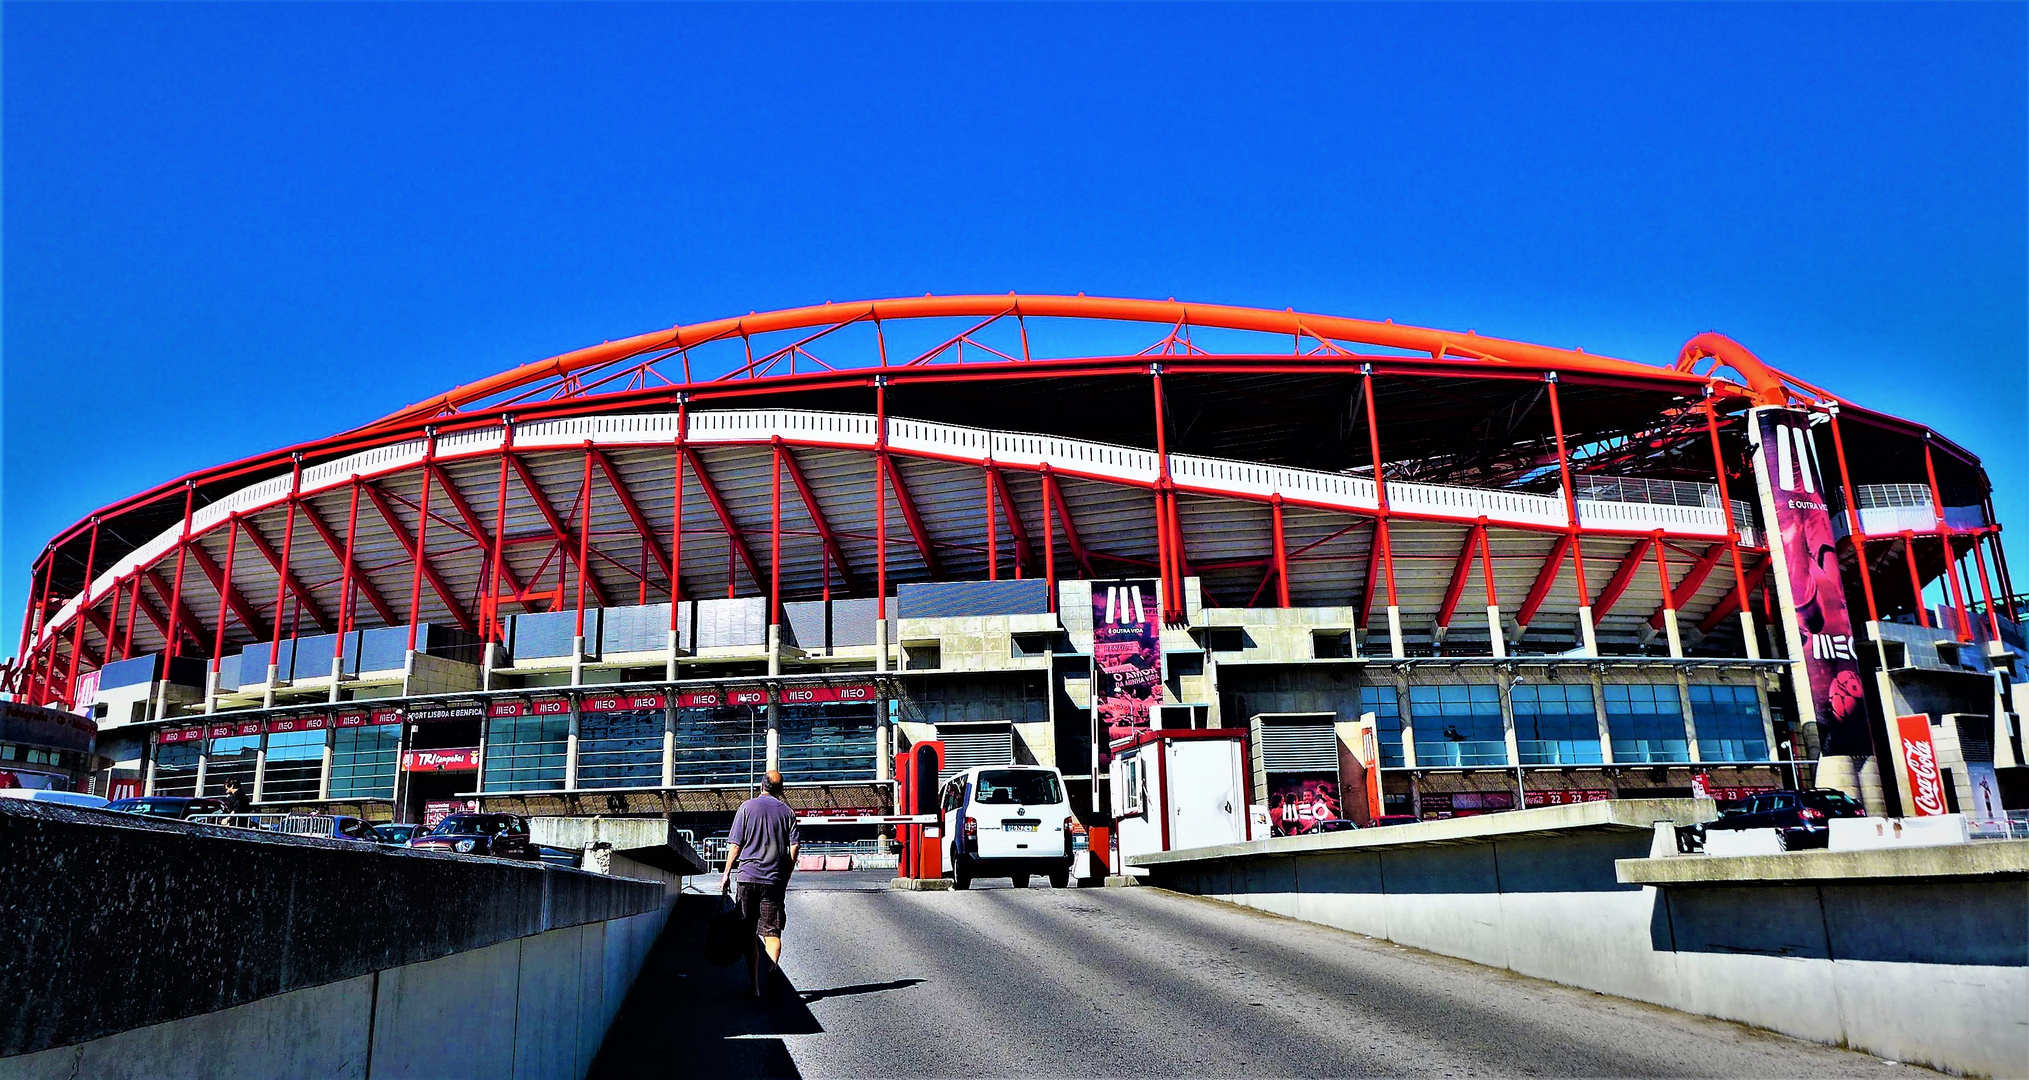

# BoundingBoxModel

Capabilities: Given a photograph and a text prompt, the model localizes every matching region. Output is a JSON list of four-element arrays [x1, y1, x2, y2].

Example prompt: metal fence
[[188, 813, 351, 838], [696, 835, 899, 871]]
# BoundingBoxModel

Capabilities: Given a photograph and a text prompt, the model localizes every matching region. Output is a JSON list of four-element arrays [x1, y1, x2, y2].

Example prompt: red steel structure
[[6, 295, 2008, 709]]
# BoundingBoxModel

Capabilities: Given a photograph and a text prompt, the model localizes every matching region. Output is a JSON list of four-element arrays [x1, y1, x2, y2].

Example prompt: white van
[[938, 764, 1075, 890]]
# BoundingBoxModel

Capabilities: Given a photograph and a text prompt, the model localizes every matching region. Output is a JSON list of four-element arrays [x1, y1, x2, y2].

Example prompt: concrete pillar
[[1394, 668, 1416, 769], [193, 745, 209, 797], [875, 711, 891, 782], [475, 714, 490, 795], [143, 749, 158, 797], [875, 619, 890, 673], [1386, 605, 1406, 660], [252, 735, 269, 804], [1676, 670, 1700, 765], [570, 636, 586, 688], [564, 699, 581, 790], [317, 727, 333, 801], [203, 670, 219, 715], [661, 701, 676, 788], [766, 624, 783, 773], [1739, 610, 1762, 660], [1487, 605, 1507, 660], [665, 629, 680, 682], [1662, 609, 1685, 659], [1576, 605, 1599, 658], [479, 643, 503, 693], [1499, 668, 1522, 771], [263, 663, 280, 709], [1591, 667, 1614, 766]]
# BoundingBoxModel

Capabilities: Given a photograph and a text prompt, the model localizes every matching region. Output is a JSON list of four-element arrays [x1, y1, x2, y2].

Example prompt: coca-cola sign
[[1895, 714, 1948, 816]]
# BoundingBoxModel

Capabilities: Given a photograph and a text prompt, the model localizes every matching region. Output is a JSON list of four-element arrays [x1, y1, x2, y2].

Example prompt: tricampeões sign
[[402, 747, 481, 772], [1896, 714, 1948, 816], [1092, 579, 1162, 766], [1748, 408, 1871, 762]]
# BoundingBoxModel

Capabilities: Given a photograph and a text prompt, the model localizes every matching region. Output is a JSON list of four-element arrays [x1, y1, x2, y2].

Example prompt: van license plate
[[1003, 821, 1039, 832]]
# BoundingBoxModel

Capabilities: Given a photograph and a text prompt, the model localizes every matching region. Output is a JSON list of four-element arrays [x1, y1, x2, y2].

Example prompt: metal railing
[[188, 813, 358, 838]]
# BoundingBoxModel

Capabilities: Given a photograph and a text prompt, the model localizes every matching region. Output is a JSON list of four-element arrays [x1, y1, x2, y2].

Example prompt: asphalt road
[[592, 872, 1916, 1078]]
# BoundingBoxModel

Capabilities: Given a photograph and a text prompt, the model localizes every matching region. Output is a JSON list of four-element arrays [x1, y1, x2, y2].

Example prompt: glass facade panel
[[777, 704, 879, 783], [1604, 683, 1690, 763], [1409, 684, 1507, 767], [672, 707, 763, 787], [1512, 683, 1602, 765], [261, 730, 326, 803], [485, 714, 569, 792], [1362, 684, 1404, 767], [578, 708, 663, 789], [202, 735, 260, 796], [330, 726, 398, 800], [1690, 684, 1768, 763], [153, 742, 200, 796]]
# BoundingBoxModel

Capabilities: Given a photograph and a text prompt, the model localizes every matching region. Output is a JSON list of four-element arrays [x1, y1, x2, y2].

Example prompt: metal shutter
[[1259, 720, 1339, 772], [936, 723, 1015, 782]]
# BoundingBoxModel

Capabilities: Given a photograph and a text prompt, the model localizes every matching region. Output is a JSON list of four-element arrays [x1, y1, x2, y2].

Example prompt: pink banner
[[1092, 579, 1163, 764], [1268, 773, 1342, 836], [1751, 408, 1870, 758]]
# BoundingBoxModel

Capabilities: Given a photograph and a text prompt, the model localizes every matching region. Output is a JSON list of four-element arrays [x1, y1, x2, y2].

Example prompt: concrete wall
[[1137, 803, 2027, 1078], [6, 906, 669, 1080], [0, 799, 669, 1076]]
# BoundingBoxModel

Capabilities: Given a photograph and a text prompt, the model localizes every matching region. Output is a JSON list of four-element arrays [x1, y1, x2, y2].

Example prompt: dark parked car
[[1703, 788, 1867, 849], [1370, 814, 1421, 827], [1313, 819, 1360, 834], [372, 822, 425, 846], [329, 815, 379, 843], [106, 796, 227, 820], [408, 813, 535, 859]]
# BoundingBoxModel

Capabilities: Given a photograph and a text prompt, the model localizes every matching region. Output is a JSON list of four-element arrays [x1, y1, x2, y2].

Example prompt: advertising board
[[1268, 772, 1341, 836], [1895, 714, 1948, 816], [1091, 579, 1162, 765]]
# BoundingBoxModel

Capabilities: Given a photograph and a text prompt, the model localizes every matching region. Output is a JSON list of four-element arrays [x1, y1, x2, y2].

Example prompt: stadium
[[7, 295, 2023, 828]]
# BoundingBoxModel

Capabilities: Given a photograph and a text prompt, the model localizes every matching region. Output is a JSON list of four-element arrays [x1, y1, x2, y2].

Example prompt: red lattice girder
[[363, 484, 477, 633]]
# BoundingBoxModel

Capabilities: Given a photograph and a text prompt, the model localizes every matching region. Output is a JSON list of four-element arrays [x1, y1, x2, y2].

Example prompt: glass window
[[261, 730, 326, 803], [1603, 683, 1689, 763], [1512, 683, 1602, 765], [1408, 684, 1507, 767], [330, 726, 398, 800], [202, 735, 260, 796], [1362, 684, 1405, 768], [778, 704, 878, 784], [577, 708, 662, 789], [973, 769, 1064, 805], [152, 742, 200, 797], [484, 714, 569, 792], [1689, 684, 1768, 763], [672, 707, 763, 787]]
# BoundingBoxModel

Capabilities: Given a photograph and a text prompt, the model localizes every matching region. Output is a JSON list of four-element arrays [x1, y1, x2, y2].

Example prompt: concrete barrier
[[1132, 800, 2028, 1078], [0, 800, 671, 1079]]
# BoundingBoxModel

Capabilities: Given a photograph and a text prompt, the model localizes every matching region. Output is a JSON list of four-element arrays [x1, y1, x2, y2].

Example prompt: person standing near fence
[[719, 769, 800, 998]]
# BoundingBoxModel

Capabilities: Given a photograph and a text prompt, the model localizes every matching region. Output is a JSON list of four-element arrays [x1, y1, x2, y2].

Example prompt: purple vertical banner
[[1748, 408, 1871, 759], [1092, 578, 1163, 766]]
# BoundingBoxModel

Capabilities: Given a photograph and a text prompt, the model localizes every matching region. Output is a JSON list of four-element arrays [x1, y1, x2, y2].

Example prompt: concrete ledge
[[1130, 798, 1717, 867], [1618, 838, 2029, 886], [530, 816, 708, 875], [888, 877, 950, 891]]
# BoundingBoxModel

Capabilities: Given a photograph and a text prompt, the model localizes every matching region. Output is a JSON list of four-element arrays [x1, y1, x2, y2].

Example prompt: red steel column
[[13, 554, 46, 698], [121, 575, 139, 660], [1479, 516, 1505, 658], [105, 574, 127, 664], [1902, 532, 1931, 628], [63, 519, 102, 708], [407, 434, 440, 652], [1151, 365, 1176, 621], [333, 485, 361, 660], [1923, 442, 1973, 641], [267, 458, 304, 679], [1041, 463, 1057, 612], [164, 483, 197, 660], [770, 438, 784, 629], [1545, 375, 1595, 656], [487, 419, 515, 643], [574, 442, 594, 639], [670, 400, 687, 649], [985, 462, 999, 582], [1703, 404, 1759, 658], [875, 377, 890, 672], [209, 515, 241, 703], [1650, 532, 1683, 658], [1270, 494, 1291, 609], [1363, 367, 1402, 657], [1826, 410, 1881, 624], [1971, 530, 2003, 641]]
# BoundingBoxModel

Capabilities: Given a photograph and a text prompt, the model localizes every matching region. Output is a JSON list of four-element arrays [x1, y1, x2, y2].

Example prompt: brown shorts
[[736, 880, 788, 938]]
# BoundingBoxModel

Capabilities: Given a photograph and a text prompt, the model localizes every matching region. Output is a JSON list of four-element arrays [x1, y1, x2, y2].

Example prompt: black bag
[[703, 888, 749, 967]]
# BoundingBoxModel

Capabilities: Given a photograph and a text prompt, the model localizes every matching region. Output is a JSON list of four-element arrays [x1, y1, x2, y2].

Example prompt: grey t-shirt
[[728, 794, 800, 884]]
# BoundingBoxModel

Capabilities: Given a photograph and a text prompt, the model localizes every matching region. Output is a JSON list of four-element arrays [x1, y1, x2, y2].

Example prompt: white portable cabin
[[1109, 728, 1252, 875]]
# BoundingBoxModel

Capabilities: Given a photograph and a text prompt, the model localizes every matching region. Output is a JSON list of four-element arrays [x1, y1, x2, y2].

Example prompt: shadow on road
[[797, 977, 924, 1004], [589, 894, 823, 1080]]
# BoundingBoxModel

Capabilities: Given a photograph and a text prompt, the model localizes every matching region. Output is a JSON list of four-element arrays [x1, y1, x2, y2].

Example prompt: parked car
[[329, 815, 379, 843], [1370, 814, 1421, 827], [372, 822, 425, 846], [0, 789, 109, 809], [1702, 788, 1867, 849], [408, 813, 536, 859], [939, 764, 1075, 890], [1312, 818, 1360, 834], [536, 845, 581, 868], [105, 796, 227, 820]]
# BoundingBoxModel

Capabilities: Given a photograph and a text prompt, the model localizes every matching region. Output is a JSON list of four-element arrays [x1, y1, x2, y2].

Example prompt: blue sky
[[5, 2, 2024, 649]]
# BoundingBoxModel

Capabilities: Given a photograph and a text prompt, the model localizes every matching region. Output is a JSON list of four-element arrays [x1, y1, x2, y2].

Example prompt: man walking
[[719, 769, 800, 998]]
